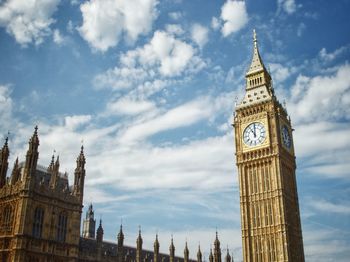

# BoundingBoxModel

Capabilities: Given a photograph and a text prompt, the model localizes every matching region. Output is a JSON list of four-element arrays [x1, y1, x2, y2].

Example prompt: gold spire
[[241, 29, 273, 96], [246, 29, 267, 76]]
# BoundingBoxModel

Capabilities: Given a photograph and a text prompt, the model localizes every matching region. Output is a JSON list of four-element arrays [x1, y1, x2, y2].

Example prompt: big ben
[[234, 30, 305, 262]]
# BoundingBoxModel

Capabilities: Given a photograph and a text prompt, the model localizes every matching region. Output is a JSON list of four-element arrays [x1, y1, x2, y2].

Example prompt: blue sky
[[0, 0, 350, 261]]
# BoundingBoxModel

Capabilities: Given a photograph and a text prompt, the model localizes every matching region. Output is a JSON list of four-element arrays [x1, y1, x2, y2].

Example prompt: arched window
[[32, 207, 44, 238], [57, 212, 68, 242]]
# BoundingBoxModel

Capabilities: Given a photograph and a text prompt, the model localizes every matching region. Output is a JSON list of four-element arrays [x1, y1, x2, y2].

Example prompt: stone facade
[[233, 30, 305, 261], [0, 128, 232, 262], [0, 127, 84, 261]]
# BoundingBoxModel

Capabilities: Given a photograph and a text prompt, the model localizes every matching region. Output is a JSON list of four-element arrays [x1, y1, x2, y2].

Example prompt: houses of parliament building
[[0, 31, 304, 262]]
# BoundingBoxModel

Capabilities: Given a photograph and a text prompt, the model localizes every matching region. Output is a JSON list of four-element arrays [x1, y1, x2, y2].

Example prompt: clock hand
[[253, 123, 256, 138]]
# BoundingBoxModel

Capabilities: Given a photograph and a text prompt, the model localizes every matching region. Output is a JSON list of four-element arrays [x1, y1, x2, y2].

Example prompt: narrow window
[[253, 204, 256, 227], [32, 207, 44, 238], [3, 206, 13, 231], [265, 166, 270, 191], [57, 212, 68, 242], [264, 202, 267, 226]]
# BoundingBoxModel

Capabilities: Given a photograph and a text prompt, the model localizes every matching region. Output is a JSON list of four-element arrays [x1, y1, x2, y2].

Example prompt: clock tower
[[233, 30, 305, 262]]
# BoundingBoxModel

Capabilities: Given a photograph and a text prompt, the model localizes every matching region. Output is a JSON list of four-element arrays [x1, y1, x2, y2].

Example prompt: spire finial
[[4, 133, 8, 146], [253, 29, 257, 46]]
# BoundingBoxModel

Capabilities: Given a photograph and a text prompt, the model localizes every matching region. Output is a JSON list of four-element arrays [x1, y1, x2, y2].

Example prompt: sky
[[0, 0, 349, 261]]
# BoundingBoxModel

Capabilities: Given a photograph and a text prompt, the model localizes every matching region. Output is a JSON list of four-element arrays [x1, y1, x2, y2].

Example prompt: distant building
[[233, 30, 305, 261], [0, 127, 231, 262]]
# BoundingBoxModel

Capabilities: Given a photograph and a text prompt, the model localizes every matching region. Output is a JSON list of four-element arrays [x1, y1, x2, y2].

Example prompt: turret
[[0, 137, 9, 188], [136, 227, 143, 262], [225, 248, 231, 262], [117, 224, 124, 262], [96, 219, 104, 261], [184, 241, 189, 262], [73, 145, 85, 200], [213, 231, 222, 262], [154, 234, 159, 262], [82, 203, 96, 238], [169, 236, 175, 262], [10, 157, 21, 184], [197, 245, 202, 262], [24, 126, 39, 178], [48, 154, 55, 173], [96, 219, 104, 243], [209, 248, 213, 262], [49, 155, 60, 189]]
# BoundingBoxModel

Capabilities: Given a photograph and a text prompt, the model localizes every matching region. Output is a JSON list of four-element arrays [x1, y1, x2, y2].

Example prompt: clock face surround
[[281, 125, 292, 148], [243, 122, 266, 147]]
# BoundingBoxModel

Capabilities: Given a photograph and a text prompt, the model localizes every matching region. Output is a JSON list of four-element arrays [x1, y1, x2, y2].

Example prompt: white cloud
[[65, 115, 91, 130], [309, 198, 350, 214], [78, 0, 158, 52], [118, 93, 233, 144], [294, 122, 350, 158], [0, 85, 13, 129], [168, 11, 182, 20], [88, 134, 234, 190], [94, 30, 206, 92], [0, 0, 60, 46], [289, 64, 350, 123], [211, 17, 220, 30], [53, 29, 65, 45], [94, 66, 150, 90], [303, 227, 350, 262], [278, 0, 297, 14], [165, 24, 184, 36], [119, 97, 213, 143], [269, 63, 294, 83], [319, 46, 349, 62], [106, 97, 156, 116], [220, 0, 248, 37], [284, 63, 350, 181], [190, 23, 209, 48]]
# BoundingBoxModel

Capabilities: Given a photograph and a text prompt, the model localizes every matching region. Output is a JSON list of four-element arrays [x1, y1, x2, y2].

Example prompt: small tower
[[117, 224, 125, 262], [209, 248, 214, 262], [10, 157, 21, 184], [136, 227, 143, 262], [73, 145, 86, 201], [96, 219, 104, 261], [49, 155, 60, 189], [197, 245, 202, 262], [184, 241, 189, 262], [225, 248, 231, 262], [24, 126, 39, 178], [213, 231, 222, 262], [96, 219, 104, 243], [82, 203, 96, 238], [0, 137, 9, 188], [48, 154, 55, 173], [169, 236, 175, 262], [154, 234, 160, 262]]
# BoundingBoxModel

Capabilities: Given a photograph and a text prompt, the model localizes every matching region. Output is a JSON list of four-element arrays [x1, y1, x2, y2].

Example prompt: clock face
[[243, 122, 266, 147], [281, 125, 292, 148]]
